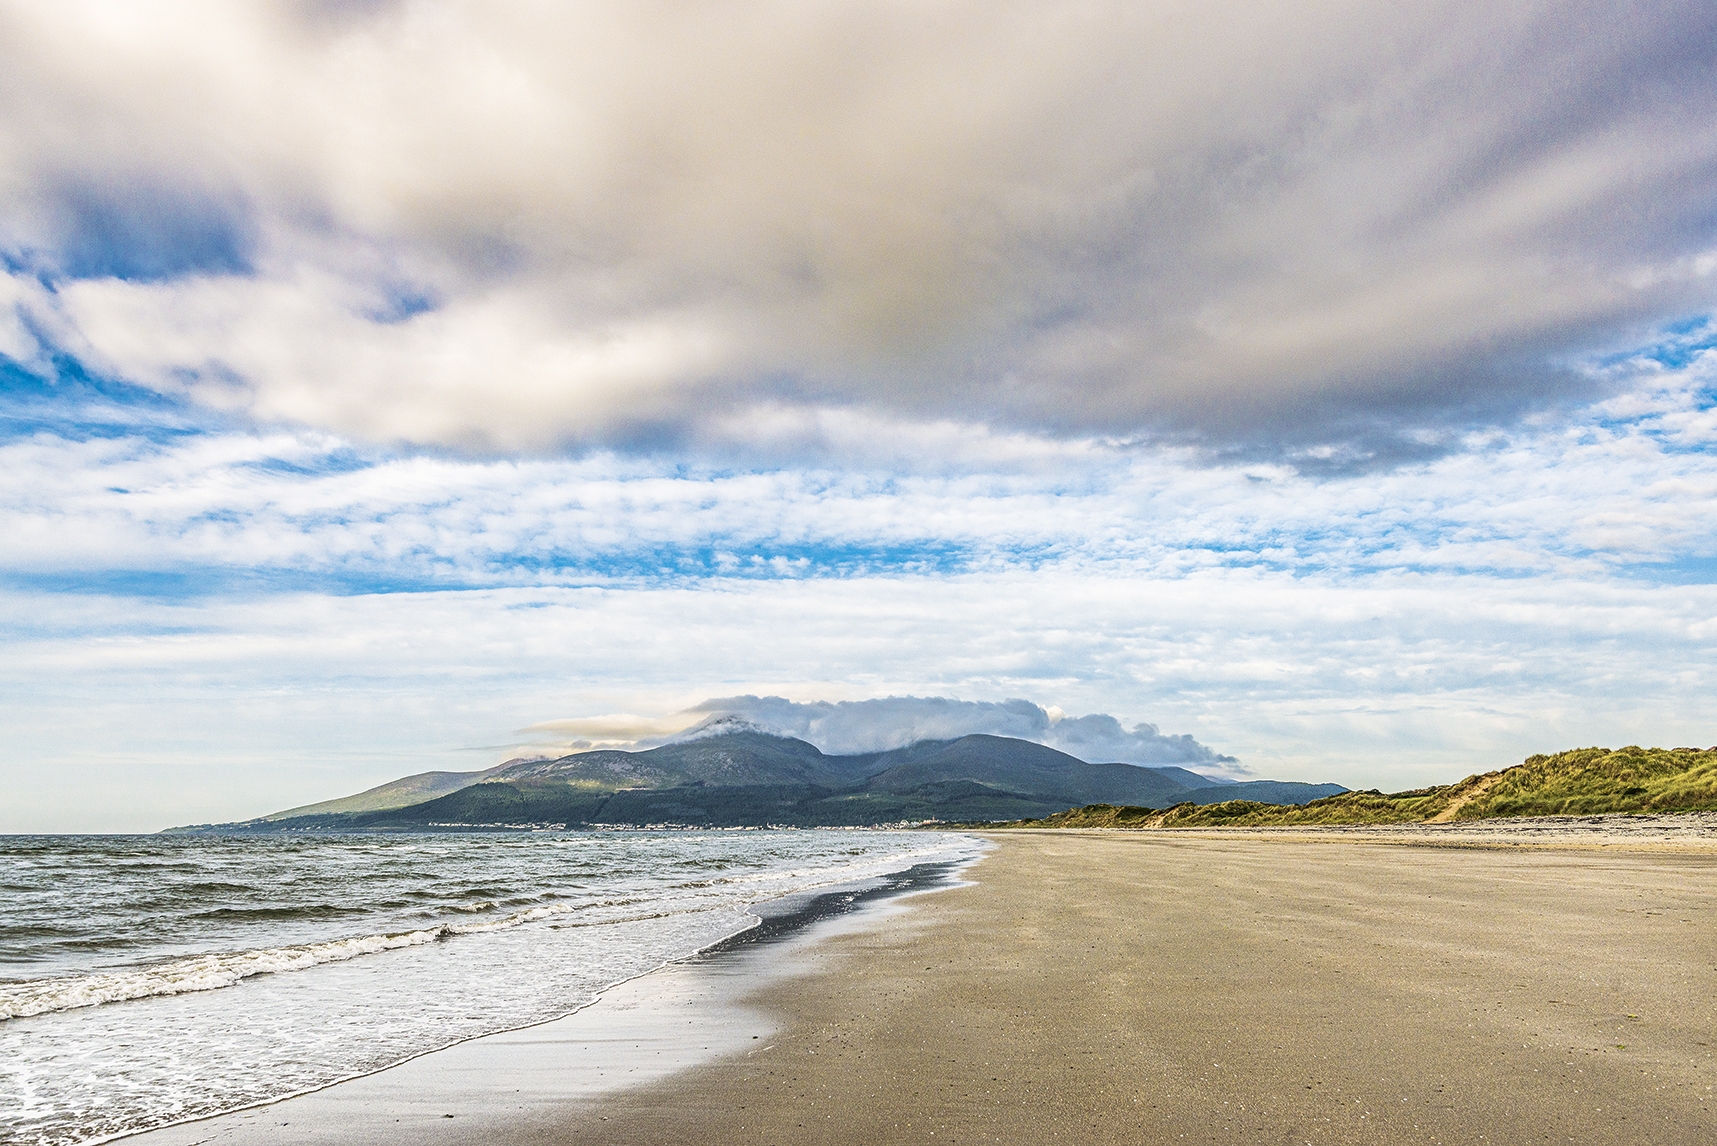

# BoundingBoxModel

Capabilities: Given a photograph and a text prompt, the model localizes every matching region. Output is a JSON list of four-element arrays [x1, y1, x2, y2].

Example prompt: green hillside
[[261, 766, 505, 819], [493, 729, 850, 789], [1008, 746, 1717, 829]]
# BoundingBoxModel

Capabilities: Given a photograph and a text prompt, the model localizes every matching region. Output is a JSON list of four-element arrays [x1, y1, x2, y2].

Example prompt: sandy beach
[[130, 829, 1715, 1145]]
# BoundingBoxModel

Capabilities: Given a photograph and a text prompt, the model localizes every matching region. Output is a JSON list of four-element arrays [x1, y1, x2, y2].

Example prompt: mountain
[[1133, 764, 1225, 789], [170, 729, 1346, 832], [492, 728, 859, 789], [261, 765, 508, 819], [849, 735, 1201, 806]]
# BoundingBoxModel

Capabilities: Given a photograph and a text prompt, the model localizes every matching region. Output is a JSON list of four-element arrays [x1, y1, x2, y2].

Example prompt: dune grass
[[1000, 746, 1717, 829], [1471, 746, 1717, 817]]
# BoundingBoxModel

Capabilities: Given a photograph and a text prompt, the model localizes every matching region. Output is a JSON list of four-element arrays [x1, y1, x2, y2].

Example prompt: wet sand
[[130, 831, 1716, 1145]]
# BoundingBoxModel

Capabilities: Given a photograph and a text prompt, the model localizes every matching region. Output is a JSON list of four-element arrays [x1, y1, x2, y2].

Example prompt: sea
[[0, 829, 985, 1146]]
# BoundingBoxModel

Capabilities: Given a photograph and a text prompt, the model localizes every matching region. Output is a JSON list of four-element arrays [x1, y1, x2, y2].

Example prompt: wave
[[188, 904, 366, 922], [0, 897, 611, 1021], [2, 835, 983, 1024]]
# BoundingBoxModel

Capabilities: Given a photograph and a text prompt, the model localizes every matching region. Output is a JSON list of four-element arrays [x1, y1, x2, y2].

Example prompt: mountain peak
[[671, 714, 789, 743]]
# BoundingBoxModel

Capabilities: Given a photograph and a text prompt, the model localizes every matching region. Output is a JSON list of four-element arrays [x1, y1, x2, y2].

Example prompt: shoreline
[[120, 830, 1716, 1144], [113, 854, 980, 1146]]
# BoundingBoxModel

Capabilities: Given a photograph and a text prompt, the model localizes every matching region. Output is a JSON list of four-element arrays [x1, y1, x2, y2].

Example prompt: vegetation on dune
[[1473, 746, 1717, 818], [998, 746, 1717, 829]]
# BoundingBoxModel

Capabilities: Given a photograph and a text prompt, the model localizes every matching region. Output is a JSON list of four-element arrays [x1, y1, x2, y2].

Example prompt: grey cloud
[[1040, 713, 1236, 771], [3, 1, 1715, 457], [682, 695, 1239, 770]]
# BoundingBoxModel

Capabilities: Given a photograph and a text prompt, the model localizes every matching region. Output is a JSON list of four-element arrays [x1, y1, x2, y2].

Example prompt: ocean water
[[0, 829, 983, 1145]]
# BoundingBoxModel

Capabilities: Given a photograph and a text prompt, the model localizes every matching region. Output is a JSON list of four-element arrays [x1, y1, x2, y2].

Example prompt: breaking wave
[[0, 898, 665, 1020]]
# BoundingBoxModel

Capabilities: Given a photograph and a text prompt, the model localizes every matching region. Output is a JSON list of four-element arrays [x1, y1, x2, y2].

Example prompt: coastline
[[114, 857, 979, 1146], [124, 830, 1714, 1145]]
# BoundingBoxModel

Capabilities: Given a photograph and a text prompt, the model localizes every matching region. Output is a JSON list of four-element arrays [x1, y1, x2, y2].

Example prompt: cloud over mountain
[[678, 695, 1240, 770], [4, 1, 1715, 460]]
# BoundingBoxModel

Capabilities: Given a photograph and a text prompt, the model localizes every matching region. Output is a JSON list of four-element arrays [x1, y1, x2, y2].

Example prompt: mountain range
[[172, 722, 1346, 831]]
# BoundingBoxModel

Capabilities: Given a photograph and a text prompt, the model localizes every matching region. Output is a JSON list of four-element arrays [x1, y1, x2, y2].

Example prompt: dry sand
[[1147, 811, 1717, 852], [561, 831, 1716, 1145], [129, 831, 1716, 1145]]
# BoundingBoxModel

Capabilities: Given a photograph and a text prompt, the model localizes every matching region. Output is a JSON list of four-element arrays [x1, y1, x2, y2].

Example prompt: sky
[[3, 1, 1716, 831]]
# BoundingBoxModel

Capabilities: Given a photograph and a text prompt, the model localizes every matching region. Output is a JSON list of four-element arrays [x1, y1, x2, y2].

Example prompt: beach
[[129, 829, 1715, 1145]]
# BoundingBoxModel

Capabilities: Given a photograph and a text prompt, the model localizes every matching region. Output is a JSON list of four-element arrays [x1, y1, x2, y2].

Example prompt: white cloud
[[3, 1, 1716, 450], [668, 694, 1236, 768], [4, 353, 1713, 584]]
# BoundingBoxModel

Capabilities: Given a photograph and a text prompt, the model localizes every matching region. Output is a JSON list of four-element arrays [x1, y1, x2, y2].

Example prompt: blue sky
[[3, 2, 1717, 830]]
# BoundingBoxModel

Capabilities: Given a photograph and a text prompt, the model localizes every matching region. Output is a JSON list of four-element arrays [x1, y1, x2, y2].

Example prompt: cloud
[[3, 1, 1716, 457], [676, 694, 1240, 769], [518, 712, 701, 752], [5, 338, 1714, 592], [1040, 712, 1235, 770]]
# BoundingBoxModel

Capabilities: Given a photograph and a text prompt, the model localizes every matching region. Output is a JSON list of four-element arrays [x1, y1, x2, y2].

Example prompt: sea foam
[[0, 829, 985, 1146]]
